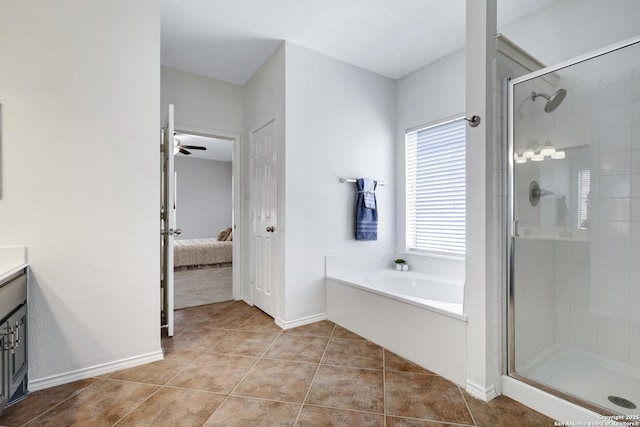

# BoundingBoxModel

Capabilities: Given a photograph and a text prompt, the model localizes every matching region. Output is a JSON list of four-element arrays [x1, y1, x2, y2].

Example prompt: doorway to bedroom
[[172, 131, 236, 309]]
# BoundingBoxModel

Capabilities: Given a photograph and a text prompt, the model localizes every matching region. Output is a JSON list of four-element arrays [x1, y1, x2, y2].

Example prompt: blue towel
[[361, 178, 376, 209], [355, 178, 378, 241]]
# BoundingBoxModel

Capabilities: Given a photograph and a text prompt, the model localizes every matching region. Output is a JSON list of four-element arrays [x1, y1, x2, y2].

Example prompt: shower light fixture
[[539, 141, 556, 156], [514, 154, 527, 164], [514, 140, 566, 164]]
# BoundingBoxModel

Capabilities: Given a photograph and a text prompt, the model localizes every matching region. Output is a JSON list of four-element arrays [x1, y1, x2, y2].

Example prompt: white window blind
[[406, 117, 466, 255]]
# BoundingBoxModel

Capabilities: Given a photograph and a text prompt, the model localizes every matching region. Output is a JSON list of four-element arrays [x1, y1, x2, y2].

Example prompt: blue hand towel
[[355, 178, 378, 241]]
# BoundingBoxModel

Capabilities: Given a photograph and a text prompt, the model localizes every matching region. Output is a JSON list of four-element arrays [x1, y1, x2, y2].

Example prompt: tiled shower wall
[[508, 41, 640, 372], [551, 68, 640, 369]]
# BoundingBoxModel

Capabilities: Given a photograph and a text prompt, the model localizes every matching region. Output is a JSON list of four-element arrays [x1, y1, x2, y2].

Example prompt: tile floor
[[0, 301, 556, 426]]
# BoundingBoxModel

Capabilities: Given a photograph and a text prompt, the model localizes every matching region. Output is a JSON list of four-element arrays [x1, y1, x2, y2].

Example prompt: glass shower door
[[509, 38, 640, 415]]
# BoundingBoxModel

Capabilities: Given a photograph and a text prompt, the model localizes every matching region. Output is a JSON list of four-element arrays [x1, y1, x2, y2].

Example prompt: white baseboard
[[275, 312, 327, 330], [28, 350, 164, 392], [465, 379, 499, 402]]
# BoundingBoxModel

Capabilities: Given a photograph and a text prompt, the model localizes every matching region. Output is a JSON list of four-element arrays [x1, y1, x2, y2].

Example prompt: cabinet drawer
[[0, 272, 27, 319]]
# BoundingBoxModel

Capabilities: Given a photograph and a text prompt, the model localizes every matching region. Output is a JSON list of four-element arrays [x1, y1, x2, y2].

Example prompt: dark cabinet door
[[6, 305, 27, 399], [0, 322, 9, 411]]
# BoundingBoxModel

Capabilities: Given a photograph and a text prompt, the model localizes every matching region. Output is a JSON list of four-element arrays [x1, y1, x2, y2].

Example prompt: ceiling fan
[[173, 134, 207, 155]]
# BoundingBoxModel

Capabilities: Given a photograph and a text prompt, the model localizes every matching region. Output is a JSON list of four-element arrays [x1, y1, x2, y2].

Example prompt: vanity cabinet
[[0, 270, 28, 412]]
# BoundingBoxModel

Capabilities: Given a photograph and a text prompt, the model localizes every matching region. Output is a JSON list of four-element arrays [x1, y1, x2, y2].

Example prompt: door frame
[[173, 123, 243, 301]]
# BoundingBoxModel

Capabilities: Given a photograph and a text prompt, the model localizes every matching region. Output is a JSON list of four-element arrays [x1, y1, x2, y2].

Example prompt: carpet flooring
[[174, 265, 232, 309]]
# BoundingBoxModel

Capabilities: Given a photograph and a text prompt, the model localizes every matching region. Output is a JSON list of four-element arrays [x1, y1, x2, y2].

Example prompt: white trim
[[509, 35, 640, 86], [402, 250, 465, 262], [274, 313, 327, 330], [405, 113, 465, 135], [465, 379, 499, 402], [494, 33, 546, 72], [174, 123, 240, 142], [28, 351, 164, 392]]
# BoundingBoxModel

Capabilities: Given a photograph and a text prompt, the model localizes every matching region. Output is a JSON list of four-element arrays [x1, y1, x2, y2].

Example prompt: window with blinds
[[405, 117, 466, 256], [578, 169, 590, 229]]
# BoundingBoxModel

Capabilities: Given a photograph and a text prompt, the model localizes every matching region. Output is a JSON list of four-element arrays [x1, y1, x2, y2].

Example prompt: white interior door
[[251, 119, 277, 317], [161, 104, 175, 336]]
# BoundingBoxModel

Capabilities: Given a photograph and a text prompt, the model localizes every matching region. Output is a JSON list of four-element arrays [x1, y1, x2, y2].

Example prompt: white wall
[[284, 42, 395, 323], [174, 157, 233, 240], [161, 66, 244, 134], [0, 0, 161, 384]]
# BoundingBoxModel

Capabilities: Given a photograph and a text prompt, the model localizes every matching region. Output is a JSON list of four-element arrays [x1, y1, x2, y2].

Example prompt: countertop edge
[[0, 263, 28, 283]]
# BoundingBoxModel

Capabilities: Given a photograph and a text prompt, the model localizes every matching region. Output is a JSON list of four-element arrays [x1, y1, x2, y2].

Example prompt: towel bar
[[339, 178, 386, 186]]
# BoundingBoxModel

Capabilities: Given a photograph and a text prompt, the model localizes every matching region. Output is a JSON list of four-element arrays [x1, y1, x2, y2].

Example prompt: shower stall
[[508, 37, 640, 415]]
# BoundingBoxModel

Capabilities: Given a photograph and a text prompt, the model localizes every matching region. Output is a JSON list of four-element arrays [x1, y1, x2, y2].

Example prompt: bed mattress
[[174, 238, 232, 268]]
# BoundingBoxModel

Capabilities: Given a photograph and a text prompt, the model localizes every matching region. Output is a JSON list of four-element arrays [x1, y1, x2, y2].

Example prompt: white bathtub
[[326, 269, 468, 385], [329, 270, 464, 320]]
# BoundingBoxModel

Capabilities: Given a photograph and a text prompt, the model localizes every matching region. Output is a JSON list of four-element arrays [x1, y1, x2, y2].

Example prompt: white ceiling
[[161, 0, 559, 85], [174, 133, 233, 162]]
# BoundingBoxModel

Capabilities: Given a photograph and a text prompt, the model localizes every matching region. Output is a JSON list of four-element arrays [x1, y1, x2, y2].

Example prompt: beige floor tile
[[385, 371, 474, 425], [297, 405, 384, 426], [168, 352, 257, 393], [24, 379, 158, 427], [203, 396, 300, 427], [263, 334, 329, 363], [306, 365, 384, 413], [332, 325, 366, 340], [7, 302, 558, 427], [385, 350, 437, 375], [322, 337, 383, 370], [462, 390, 555, 427], [210, 330, 280, 357], [232, 358, 317, 403], [115, 387, 226, 426], [173, 308, 217, 334], [283, 320, 335, 337], [108, 347, 201, 385], [386, 416, 469, 426], [0, 378, 98, 427], [196, 313, 255, 330], [214, 301, 262, 317], [237, 312, 283, 333], [162, 327, 228, 352]]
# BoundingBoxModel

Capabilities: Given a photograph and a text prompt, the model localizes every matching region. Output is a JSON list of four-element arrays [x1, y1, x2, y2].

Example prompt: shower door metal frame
[[506, 35, 640, 416]]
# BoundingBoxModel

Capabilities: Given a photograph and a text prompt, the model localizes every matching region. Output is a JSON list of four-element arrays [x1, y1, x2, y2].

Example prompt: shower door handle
[[513, 221, 519, 237]]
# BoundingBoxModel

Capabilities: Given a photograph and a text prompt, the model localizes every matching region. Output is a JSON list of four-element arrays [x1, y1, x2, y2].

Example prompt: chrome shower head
[[531, 89, 567, 113]]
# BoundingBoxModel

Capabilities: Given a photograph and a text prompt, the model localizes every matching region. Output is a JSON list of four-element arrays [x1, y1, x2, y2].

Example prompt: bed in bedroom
[[174, 228, 233, 268]]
